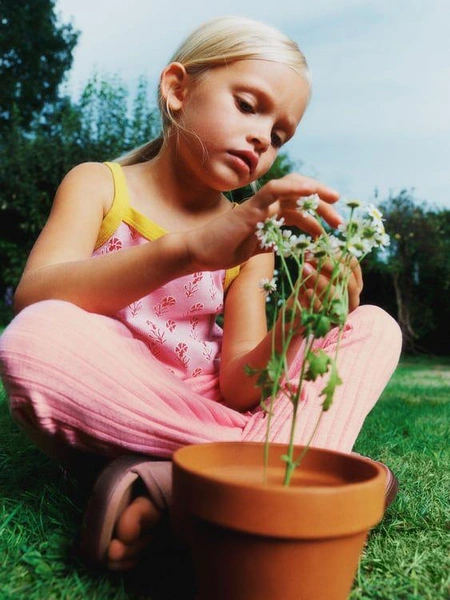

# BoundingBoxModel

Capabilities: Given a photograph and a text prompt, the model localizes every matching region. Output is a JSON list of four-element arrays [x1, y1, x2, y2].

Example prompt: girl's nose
[[250, 132, 270, 153], [248, 123, 271, 153]]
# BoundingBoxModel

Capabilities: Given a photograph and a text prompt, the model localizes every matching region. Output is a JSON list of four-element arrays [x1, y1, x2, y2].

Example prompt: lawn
[[1, 356, 449, 599]]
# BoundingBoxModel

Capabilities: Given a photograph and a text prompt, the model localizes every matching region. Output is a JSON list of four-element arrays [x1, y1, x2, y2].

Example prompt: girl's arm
[[15, 167, 343, 319], [219, 251, 364, 413], [220, 253, 305, 412], [14, 162, 193, 315]]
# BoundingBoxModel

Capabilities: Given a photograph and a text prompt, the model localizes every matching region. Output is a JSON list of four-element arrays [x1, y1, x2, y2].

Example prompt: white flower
[[365, 205, 385, 235], [293, 233, 312, 248], [282, 240, 297, 257], [255, 216, 285, 251], [345, 199, 363, 209], [258, 276, 278, 296], [374, 232, 390, 248], [327, 234, 346, 255], [262, 216, 285, 229], [308, 236, 330, 259], [290, 233, 313, 251], [366, 204, 383, 221], [347, 236, 374, 257], [347, 242, 365, 258], [297, 194, 319, 217], [337, 220, 360, 237]]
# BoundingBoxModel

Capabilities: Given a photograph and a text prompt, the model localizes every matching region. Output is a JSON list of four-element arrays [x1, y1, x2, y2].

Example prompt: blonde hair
[[118, 16, 310, 166]]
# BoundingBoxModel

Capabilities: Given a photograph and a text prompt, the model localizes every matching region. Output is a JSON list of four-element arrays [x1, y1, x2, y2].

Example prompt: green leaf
[[266, 352, 283, 380], [320, 360, 343, 411], [327, 298, 348, 327], [259, 398, 274, 415], [314, 314, 331, 337], [304, 349, 331, 381], [244, 364, 257, 376]]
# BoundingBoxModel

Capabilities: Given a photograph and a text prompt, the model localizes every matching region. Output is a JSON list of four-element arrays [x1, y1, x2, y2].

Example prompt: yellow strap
[[96, 162, 241, 287], [224, 265, 240, 292], [126, 206, 167, 241], [95, 162, 130, 249]]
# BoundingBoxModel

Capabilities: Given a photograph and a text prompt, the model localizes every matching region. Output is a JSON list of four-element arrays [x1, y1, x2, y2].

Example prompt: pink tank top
[[92, 162, 240, 381]]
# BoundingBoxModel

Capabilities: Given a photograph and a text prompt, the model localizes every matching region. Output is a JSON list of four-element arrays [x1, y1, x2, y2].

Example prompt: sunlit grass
[[351, 357, 450, 599]]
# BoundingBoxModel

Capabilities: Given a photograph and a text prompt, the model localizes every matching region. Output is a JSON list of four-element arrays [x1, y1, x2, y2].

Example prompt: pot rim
[[173, 442, 387, 538]]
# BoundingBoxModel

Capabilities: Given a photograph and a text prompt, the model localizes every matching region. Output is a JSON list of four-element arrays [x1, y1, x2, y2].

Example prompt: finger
[[304, 258, 345, 281], [310, 256, 362, 293], [332, 256, 363, 295], [306, 288, 321, 312], [301, 264, 337, 302], [346, 268, 362, 312], [282, 208, 325, 237], [315, 198, 344, 229], [351, 259, 364, 292], [285, 174, 341, 204], [301, 257, 363, 314], [251, 175, 340, 214], [299, 287, 323, 312]]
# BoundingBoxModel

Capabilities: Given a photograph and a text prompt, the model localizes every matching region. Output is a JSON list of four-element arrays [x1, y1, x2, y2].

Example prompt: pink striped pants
[[0, 300, 402, 463]]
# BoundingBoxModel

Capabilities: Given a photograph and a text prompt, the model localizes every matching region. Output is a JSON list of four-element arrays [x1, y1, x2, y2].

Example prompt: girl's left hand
[[300, 256, 363, 314], [186, 173, 342, 273]]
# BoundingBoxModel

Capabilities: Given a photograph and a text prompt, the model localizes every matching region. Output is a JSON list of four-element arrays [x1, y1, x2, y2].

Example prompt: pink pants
[[0, 300, 402, 463]]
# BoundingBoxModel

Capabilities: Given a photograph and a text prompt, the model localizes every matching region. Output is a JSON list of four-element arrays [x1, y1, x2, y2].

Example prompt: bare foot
[[107, 495, 162, 570]]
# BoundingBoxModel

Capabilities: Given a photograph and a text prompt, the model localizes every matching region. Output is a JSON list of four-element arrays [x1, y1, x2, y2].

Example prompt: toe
[[108, 538, 127, 562], [106, 495, 162, 571], [116, 496, 161, 544]]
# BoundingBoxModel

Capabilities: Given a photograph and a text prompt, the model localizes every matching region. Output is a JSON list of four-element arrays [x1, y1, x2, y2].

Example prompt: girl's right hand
[[186, 173, 342, 271], [300, 257, 364, 314]]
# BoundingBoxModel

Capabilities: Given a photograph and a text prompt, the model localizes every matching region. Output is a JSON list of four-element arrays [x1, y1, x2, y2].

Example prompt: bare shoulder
[[20, 163, 116, 274], [56, 162, 114, 216]]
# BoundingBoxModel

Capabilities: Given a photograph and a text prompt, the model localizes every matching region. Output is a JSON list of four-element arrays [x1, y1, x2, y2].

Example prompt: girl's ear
[[160, 62, 189, 112]]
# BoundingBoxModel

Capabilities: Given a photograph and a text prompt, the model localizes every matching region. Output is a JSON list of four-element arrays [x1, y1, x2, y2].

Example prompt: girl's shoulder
[[58, 161, 115, 217]]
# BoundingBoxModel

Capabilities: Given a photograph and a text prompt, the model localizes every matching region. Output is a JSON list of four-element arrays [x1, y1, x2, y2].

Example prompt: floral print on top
[[92, 163, 239, 381]]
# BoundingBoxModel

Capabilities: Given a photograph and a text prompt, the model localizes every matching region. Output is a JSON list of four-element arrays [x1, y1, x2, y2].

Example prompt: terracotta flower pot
[[172, 441, 386, 600]]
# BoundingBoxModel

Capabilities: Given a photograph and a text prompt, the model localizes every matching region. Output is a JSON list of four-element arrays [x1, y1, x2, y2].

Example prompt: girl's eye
[[271, 132, 283, 148], [236, 98, 255, 114]]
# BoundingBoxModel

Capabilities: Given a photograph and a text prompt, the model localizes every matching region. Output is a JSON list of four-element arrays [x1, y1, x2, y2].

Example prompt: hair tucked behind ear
[[117, 15, 310, 166]]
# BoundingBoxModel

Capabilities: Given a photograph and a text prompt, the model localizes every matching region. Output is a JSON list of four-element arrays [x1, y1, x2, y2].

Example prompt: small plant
[[247, 198, 390, 485]]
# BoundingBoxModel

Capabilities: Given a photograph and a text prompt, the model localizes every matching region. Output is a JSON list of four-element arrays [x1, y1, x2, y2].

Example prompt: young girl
[[0, 16, 401, 571]]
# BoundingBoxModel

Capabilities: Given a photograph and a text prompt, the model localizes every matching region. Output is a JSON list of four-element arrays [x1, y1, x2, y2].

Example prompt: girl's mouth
[[228, 150, 258, 173]]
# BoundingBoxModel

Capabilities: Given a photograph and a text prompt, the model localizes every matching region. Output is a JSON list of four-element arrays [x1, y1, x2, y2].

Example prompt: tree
[[0, 0, 78, 133], [77, 74, 160, 161], [0, 76, 160, 323], [373, 190, 450, 354]]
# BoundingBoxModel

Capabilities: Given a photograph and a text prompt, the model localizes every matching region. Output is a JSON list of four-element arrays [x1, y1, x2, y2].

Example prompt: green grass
[[351, 357, 450, 600], [1, 357, 449, 599]]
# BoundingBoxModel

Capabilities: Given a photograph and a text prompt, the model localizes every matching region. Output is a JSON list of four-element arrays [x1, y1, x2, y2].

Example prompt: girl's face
[[168, 59, 310, 192]]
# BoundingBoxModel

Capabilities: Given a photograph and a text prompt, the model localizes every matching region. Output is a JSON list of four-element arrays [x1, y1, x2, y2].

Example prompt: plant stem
[[282, 333, 314, 485]]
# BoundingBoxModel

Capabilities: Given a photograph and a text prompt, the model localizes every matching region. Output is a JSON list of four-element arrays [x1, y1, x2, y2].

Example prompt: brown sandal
[[352, 454, 399, 508], [79, 455, 172, 568], [377, 461, 399, 508]]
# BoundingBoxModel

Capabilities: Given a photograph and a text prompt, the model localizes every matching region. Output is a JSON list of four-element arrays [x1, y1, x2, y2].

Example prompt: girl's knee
[[2, 299, 78, 338], [357, 304, 401, 334], [0, 300, 84, 378], [11, 299, 82, 326], [352, 304, 402, 354]]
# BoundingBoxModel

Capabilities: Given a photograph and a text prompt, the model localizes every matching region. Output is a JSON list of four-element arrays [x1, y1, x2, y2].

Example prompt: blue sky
[[56, 0, 450, 210]]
